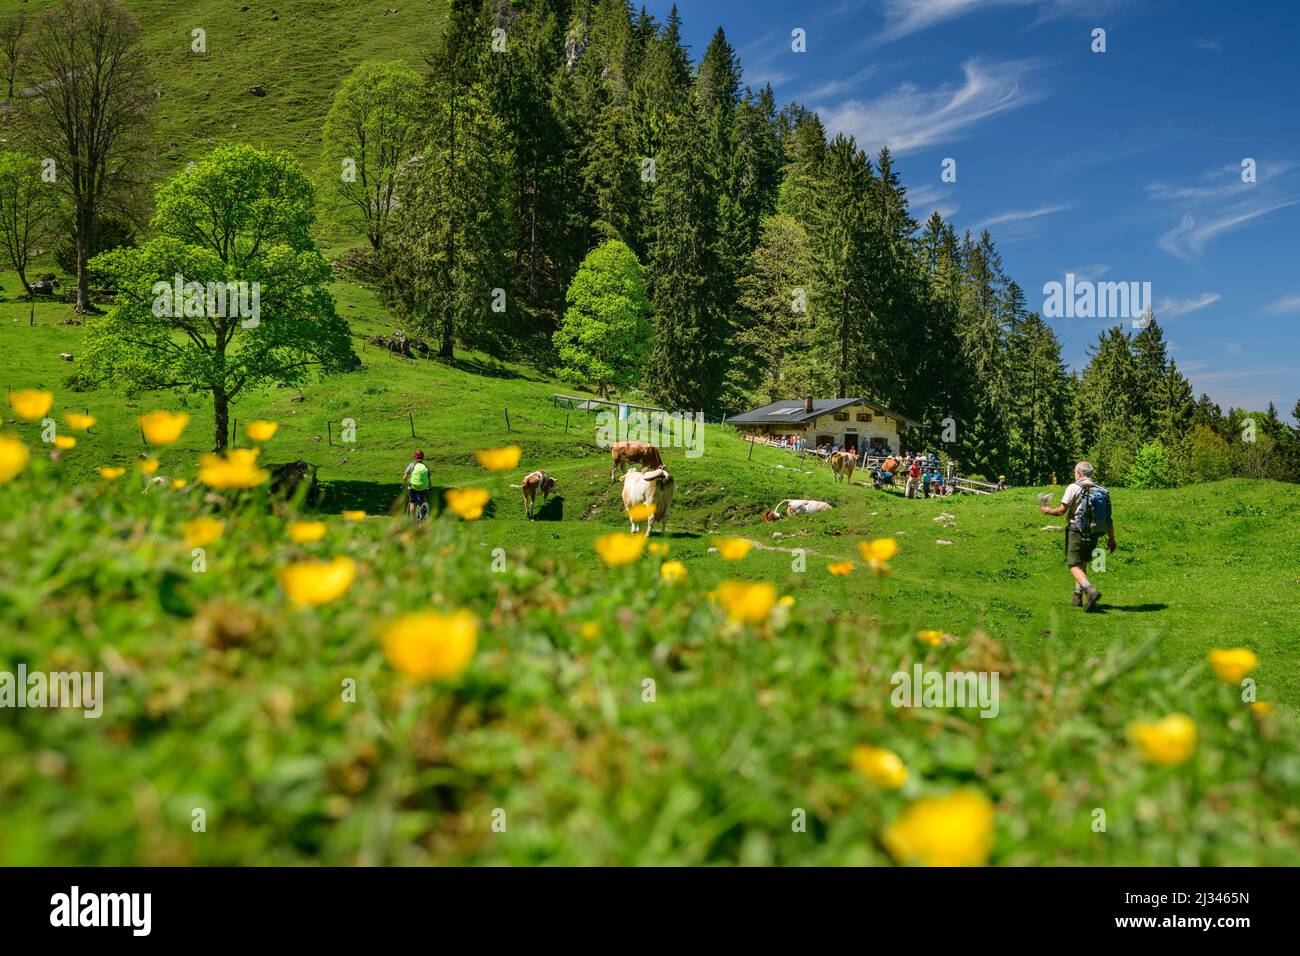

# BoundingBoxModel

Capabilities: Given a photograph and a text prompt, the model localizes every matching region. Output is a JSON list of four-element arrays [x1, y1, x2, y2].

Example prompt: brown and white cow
[[609, 441, 664, 482], [621, 467, 675, 536], [763, 499, 833, 521], [828, 450, 856, 484], [520, 470, 557, 520]]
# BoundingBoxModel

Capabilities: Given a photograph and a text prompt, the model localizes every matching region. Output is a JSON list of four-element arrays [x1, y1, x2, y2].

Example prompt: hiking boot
[[1083, 586, 1101, 612], [1071, 590, 1083, 607]]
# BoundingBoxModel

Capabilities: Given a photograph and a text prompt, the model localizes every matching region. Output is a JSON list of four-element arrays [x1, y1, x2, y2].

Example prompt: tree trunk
[[213, 388, 229, 452], [74, 208, 92, 313], [16, 266, 31, 297]]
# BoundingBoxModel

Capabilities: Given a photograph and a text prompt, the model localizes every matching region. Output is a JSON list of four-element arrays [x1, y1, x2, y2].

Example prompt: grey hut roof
[[724, 398, 919, 428]]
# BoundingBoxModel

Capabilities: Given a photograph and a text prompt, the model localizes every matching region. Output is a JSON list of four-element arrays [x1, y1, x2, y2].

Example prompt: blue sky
[[644, 0, 1299, 419]]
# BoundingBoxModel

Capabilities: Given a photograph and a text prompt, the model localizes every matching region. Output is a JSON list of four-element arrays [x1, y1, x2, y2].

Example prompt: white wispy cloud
[[1063, 263, 1112, 282], [1155, 292, 1221, 319], [977, 203, 1073, 229], [1149, 160, 1300, 258], [1264, 293, 1300, 314], [815, 58, 1043, 157], [873, 0, 1130, 43], [1191, 38, 1222, 52]]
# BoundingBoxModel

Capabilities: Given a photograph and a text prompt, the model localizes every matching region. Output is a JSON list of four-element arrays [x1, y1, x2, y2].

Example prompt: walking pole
[[408, 410, 415, 439]]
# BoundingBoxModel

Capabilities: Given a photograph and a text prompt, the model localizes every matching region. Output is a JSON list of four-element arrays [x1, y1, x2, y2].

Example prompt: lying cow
[[519, 470, 557, 520], [828, 450, 856, 484], [610, 440, 664, 482], [763, 499, 833, 522], [621, 467, 674, 536]]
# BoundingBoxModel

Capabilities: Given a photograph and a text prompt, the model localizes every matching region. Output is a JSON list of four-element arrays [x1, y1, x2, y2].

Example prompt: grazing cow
[[519, 470, 557, 520], [763, 499, 833, 521], [621, 467, 675, 536], [828, 450, 856, 484], [609, 441, 664, 482]]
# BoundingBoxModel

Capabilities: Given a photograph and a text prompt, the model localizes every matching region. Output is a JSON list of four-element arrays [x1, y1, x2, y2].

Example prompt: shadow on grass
[[1098, 603, 1169, 613], [530, 496, 564, 521]]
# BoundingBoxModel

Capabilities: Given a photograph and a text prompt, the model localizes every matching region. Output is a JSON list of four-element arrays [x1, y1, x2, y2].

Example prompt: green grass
[[2, 275, 1299, 865]]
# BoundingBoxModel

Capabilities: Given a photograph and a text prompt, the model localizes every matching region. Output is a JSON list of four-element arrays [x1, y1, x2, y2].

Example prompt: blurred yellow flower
[[778, 594, 795, 608], [383, 609, 478, 680], [183, 517, 225, 548], [859, 537, 898, 574], [278, 556, 357, 607], [98, 466, 125, 480], [579, 621, 601, 641], [53, 435, 76, 450], [444, 488, 489, 520], [648, 541, 669, 556], [917, 629, 944, 647], [884, 790, 995, 867], [851, 745, 908, 790], [171, 479, 188, 489], [1208, 648, 1257, 684], [659, 559, 687, 582], [244, 420, 279, 442], [341, 510, 366, 522], [1129, 714, 1197, 765], [594, 532, 645, 566], [627, 502, 655, 522], [8, 389, 53, 421], [139, 410, 190, 445], [0, 434, 30, 484], [63, 412, 95, 431], [287, 520, 327, 543], [475, 445, 521, 471], [139, 458, 160, 475], [713, 580, 778, 624], [713, 537, 753, 560], [198, 448, 268, 489], [827, 561, 854, 576], [1250, 702, 1276, 717]]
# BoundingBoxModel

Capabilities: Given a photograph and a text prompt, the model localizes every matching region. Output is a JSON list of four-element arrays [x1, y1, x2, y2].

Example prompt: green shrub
[[1127, 441, 1178, 489]]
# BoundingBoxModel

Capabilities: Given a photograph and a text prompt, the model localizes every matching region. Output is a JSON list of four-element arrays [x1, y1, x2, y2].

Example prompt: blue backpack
[[1070, 480, 1112, 537]]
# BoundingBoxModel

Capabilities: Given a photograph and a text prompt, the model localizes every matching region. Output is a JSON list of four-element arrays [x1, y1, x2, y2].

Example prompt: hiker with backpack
[[402, 449, 433, 521], [1041, 461, 1115, 612]]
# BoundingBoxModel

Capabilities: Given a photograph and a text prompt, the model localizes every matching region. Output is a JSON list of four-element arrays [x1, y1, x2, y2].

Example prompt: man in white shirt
[[1041, 461, 1116, 611]]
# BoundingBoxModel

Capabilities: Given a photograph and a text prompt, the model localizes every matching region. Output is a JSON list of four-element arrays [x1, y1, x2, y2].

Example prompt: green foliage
[[320, 60, 424, 251], [0, 149, 62, 294], [55, 214, 136, 279], [553, 240, 652, 397], [81, 144, 355, 450], [1127, 441, 1179, 489]]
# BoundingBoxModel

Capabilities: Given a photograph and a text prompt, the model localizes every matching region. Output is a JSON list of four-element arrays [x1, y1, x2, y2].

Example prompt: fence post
[[564, 411, 569, 434], [408, 410, 415, 439], [504, 408, 511, 432], [327, 420, 332, 446], [747, 436, 754, 460]]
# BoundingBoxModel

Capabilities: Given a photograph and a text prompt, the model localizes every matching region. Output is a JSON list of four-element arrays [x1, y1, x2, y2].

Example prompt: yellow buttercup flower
[[1129, 714, 1197, 765], [475, 445, 521, 471], [278, 556, 357, 607], [579, 621, 601, 641], [244, 420, 279, 442], [8, 389, 53, 421], [341, 510, 366, 522], [139, 410, 190, 445], [884, 790, 995, 867], [859, 537, 898, 574], [648, 541, 669, 556], [1208, 648, 1257, 684], [594, 532, 645, 566], [827, 561, 854, 576], [287, 520, 327, 543], [98, 466, 125, 480], [444, 488, 489, 521], [712, 580, 778, 624], [139, 458, 160, 475], [0, 434, 30, 484], [627, 502, 655, 522], [383, 609, 478, 680], [659, 559, 687, 582], [63, 412, 95, 431], [53, 435, 76, 450], [778, 594, 795, 608], [917, 629, 944, 647], [198, 448, 268, 489], [171, 479, 188, 489], [713, 537, 753, 560], [1250, 702, 1276, 717], [182, 517, 224, 548], [851, 745, 908, 790]]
